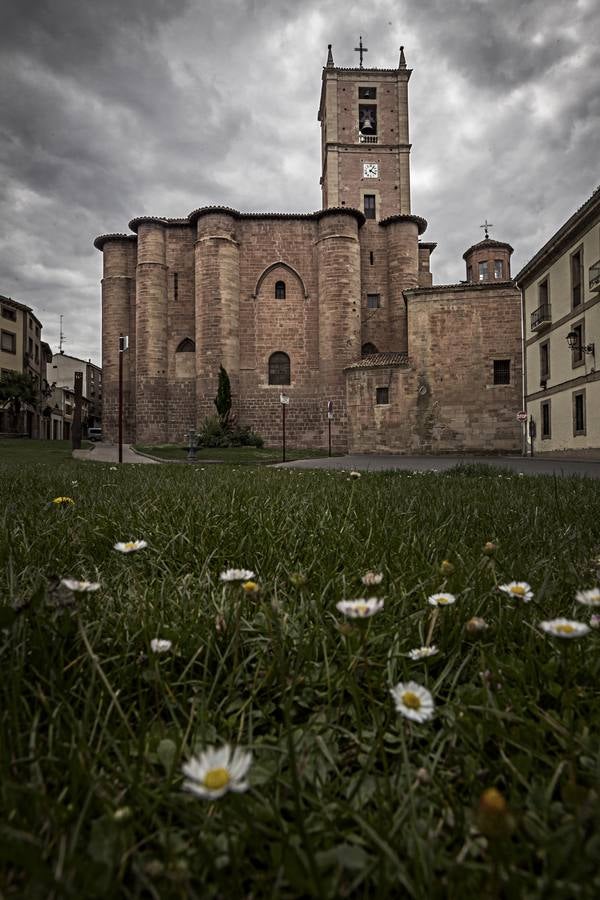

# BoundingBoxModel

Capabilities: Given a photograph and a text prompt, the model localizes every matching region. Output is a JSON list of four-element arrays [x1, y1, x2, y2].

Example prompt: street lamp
[[566, 331, 595, 357]]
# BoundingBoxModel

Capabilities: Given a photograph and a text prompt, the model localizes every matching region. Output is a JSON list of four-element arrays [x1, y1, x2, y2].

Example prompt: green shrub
[[197, 415, 263, 449]]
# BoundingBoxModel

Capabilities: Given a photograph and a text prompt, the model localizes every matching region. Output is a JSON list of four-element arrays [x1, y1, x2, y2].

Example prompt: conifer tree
[[214, 365, 232, 424]]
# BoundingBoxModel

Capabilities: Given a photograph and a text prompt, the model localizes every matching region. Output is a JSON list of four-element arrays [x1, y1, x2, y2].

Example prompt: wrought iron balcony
[[530, 303, 552, 331], [590, 259, 600, 292]]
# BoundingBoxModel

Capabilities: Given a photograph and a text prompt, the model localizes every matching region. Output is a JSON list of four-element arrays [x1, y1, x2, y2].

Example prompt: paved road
[[276, 453, 600, 478], [73, 444, 600, 478], [73, 443, 159, 464]]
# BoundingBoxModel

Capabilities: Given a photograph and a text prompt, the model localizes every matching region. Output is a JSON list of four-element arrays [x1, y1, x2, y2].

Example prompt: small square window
[[1, 306, 16, 322], [367, 293, 380, 309], [493, 359, 510, 384], [376, 387, 389, 404], [358, 86, 377, 99], [364, 195, 376, 219]]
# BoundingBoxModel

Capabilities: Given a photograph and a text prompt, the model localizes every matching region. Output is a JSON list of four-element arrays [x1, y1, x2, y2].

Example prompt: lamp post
[[185, 428, 199, 462], [566, 331, 595, 358], [118, 334, 128, 464], [327, 400, 333, 457]]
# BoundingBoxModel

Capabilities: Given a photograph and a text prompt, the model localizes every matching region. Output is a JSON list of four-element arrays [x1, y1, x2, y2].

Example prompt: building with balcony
[[0, 294, 44, 436], [516, 186, 600, 453], [47, 351, 102, 432]]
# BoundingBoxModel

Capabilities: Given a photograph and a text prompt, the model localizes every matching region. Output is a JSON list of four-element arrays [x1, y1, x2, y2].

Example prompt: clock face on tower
[[363, 162, 379, 178]]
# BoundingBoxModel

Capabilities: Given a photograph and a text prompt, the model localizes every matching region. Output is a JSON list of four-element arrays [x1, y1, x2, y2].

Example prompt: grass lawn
[[1, 459, 599, 898], [134, 444, 339, 464], [0, 438, 90, 466]]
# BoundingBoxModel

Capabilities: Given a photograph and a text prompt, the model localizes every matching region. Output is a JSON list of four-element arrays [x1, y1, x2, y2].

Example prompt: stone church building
[[95, 44, 522, 453]]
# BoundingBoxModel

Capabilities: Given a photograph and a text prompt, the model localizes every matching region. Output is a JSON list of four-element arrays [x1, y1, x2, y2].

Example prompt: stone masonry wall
[[346, 284, 522, 453]]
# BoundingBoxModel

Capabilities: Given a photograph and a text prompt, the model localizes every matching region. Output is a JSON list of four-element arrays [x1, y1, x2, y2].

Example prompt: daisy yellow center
[[124, 542, 137, 550], [511, 585, 526, 596], [242, 581, 258, 592], [556, 624, 575, 634], [356, 604, 369, 615], [402, 691, 422, 710], [438, 597, 450, 605], [203, 767, 230, 790]]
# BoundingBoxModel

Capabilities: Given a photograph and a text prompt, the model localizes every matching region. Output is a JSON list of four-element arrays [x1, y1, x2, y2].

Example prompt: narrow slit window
[[275, 281, 286, 300]]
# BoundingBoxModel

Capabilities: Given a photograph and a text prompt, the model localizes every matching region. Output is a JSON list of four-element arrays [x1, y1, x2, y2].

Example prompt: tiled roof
[[515, 185, 600, 284], [93, 233, 137, 251], [379, 213, 428, 234], [345, 352, 409, 370], [462, 238, 514, 259]]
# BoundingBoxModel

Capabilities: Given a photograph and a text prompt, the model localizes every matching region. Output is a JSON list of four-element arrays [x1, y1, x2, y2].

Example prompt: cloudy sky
[[1, 0, 598, 365]]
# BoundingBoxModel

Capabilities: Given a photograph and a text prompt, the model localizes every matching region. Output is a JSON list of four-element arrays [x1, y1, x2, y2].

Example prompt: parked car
[[88, 427, 103, 442]]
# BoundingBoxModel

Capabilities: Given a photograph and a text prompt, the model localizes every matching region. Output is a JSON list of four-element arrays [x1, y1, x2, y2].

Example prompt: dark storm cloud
[[0, 0, 597, 361]]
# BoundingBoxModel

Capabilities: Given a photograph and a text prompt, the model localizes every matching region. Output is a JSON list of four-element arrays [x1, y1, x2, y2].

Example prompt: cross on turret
[[354, 36, 368, 68], [480, 219, 494, 239]]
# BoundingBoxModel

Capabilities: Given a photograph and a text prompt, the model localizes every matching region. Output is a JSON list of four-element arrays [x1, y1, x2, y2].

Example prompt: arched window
[[176, 338, 195, 352], [275, 280, 286, 300], [268, 351, 290, 385], [362, 342, 378, 357]]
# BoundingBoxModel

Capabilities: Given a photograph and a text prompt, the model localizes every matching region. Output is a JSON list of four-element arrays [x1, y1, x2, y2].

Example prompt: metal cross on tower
[[480, 219, 494, 239], [354, 35, 368, 68]]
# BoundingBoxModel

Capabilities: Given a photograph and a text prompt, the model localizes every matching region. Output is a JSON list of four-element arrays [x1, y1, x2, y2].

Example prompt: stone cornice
[[404, 280, 517, 297], [188, 205, 366, 227]]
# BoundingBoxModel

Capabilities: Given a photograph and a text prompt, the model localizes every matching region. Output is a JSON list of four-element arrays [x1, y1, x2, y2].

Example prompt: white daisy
[[349, 471, 361, 479], [590, 614, 600, 629], [390, 681, 435, 723], [427, 592, 456, 607], [114, 540, 148, 553], [182, 744, 252, 800], [336, 598, 384, 618], [575, 588, 600, 607], [498, 582, 533, 602], [60, 579, 101, 593], [150, 638, 172, 653], [219, 568, 255, 582], [361, 571, 383, 586], [407, 645, 439, 660], [539, 618, 590, 639]]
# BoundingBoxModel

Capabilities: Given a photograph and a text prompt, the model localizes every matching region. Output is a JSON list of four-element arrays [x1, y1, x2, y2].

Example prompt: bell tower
[[318, 43, 412, 222]]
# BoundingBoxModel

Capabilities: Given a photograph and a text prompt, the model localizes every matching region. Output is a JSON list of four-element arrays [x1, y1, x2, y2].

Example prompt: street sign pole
[[282, 402, 286, 462], [327, 400, 333, 457], [280, 393, 289, 462]]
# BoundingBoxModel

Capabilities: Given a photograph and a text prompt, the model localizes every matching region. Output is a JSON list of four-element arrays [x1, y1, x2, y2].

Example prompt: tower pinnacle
[[398, 46, 407, 69], [326, 43, 334, 67]]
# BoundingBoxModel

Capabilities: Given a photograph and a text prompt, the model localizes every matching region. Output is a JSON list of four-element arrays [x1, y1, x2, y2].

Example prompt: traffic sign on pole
[[516, 411, 527, 422]]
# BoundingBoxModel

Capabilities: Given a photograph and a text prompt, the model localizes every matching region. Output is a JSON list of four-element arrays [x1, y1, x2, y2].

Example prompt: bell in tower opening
[[359, 105, 377, 136]]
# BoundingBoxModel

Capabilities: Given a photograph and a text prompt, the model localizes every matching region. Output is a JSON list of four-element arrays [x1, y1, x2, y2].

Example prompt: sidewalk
[[73, 443, 160, 464]]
